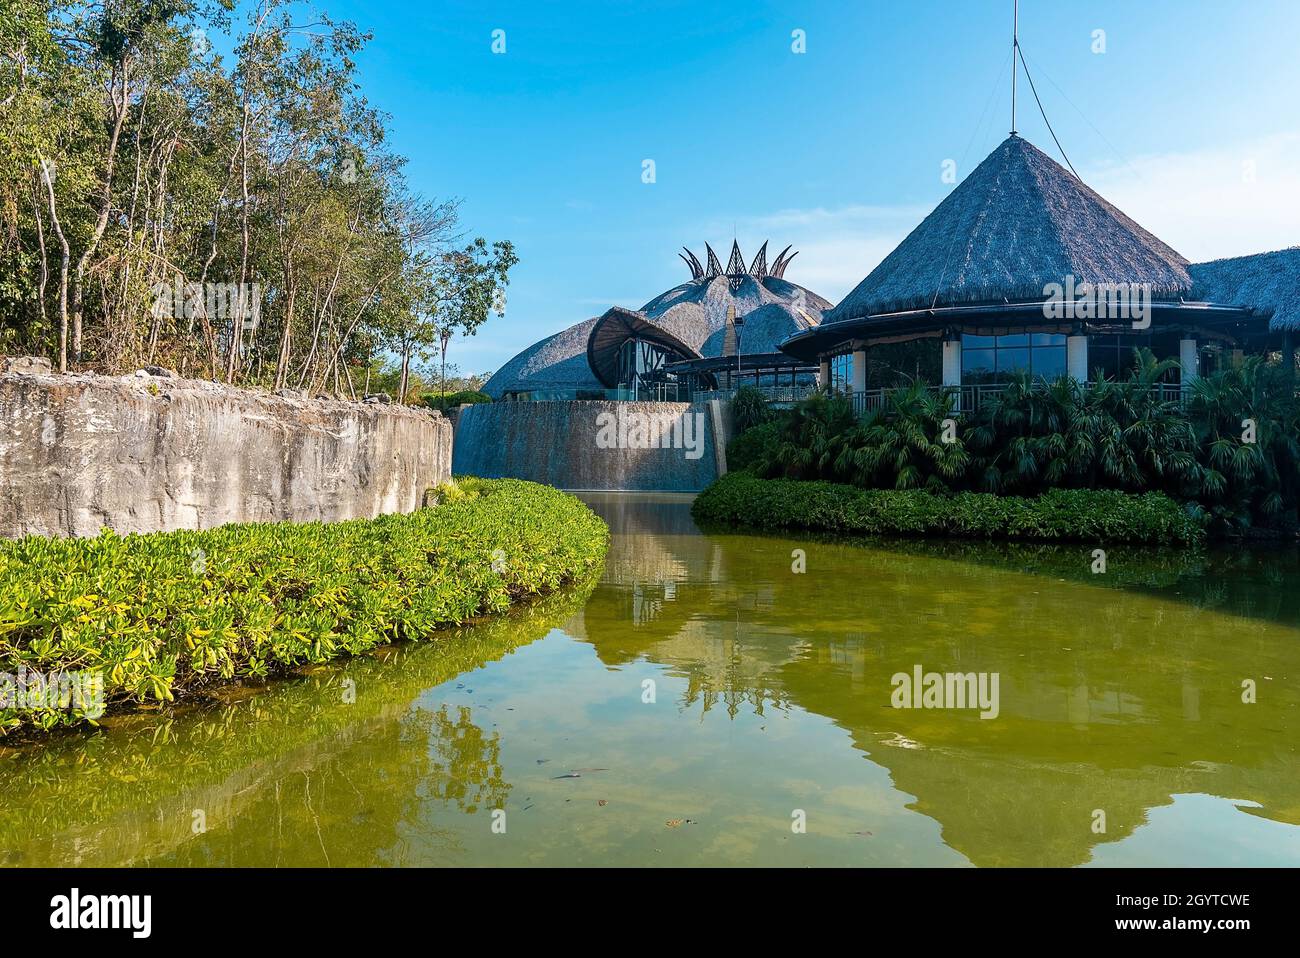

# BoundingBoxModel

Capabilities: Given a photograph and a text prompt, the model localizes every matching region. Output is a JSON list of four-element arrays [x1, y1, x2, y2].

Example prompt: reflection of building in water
[[569, 494, 799, 717], [572, 493, 1300, 866]]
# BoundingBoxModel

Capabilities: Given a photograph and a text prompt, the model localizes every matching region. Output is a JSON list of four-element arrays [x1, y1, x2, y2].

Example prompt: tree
[[0, 1, 513, 398], [426, 238, 517, 400]]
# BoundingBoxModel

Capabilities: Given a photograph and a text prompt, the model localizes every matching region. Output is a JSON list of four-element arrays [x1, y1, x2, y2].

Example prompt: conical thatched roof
[[825, 135, 1192, 323], [1190, 247, 1300, 332]]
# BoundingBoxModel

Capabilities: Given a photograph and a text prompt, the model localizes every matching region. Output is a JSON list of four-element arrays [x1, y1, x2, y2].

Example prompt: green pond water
[[2, 492, 1298, 867]]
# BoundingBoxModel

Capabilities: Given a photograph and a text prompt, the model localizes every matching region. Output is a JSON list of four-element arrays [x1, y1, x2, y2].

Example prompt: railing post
[[1179, 338, 1199, 396]]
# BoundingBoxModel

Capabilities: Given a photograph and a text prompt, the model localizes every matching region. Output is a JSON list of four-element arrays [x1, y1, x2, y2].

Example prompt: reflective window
[[830, 353, 853, 393], [1086, 333, 1178, 382], [961, 333, 1068, 383]]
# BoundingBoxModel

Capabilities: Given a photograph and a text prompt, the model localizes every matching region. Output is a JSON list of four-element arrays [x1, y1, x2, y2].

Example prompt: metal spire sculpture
[[681, 241, 799, 281]]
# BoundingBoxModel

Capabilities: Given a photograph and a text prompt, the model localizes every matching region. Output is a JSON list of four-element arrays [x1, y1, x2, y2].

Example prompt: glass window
[[1092, 345, 1121, 381], [963, 349, 996, 383], [830, 353, 852, 393], [997, 347, 1030, 375], [1034, 346, 1067, 379], [1085, 333, 1166, 382], [960, 333, 1068, 383]]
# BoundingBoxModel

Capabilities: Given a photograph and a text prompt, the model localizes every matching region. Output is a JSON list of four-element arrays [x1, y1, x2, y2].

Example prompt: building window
[[617, 338, 682, 397], [962, 333, 1067, 384], [1087, 333, 1181, 382], [829, 353, 853, 393]]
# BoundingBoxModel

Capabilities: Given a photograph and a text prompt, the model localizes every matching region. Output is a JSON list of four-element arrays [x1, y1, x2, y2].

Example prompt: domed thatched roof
[[481, 316, 603, 399], [485, 242, 831, 396], [825, 135, 1193, 324], [584, 242, 830, 386]]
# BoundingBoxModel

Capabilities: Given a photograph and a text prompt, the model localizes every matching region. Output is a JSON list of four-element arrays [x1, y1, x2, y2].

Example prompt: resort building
[[483, 241, 831, 403], [484, 134, 1297, 416], [780, 134, 1300, 412]]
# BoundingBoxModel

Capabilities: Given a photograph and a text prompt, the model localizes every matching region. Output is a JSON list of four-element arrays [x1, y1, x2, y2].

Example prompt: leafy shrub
[[747, 351, 1300, 532], [765, 389, 858, 480], [423, 390, 492, 412], [729, 385, 771, 434], [0, 479, 608, 735], [726, 419, 784, 473], [692, 472, 1204, 546], [423, 476, 485, 507], [1184, 357, 1300, 531], [834, 381, 969, 492]]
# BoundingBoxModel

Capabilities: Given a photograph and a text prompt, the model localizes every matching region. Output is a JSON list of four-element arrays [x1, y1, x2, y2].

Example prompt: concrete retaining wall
[[451, 400, 729, 492], [0, 371, 452, 538]]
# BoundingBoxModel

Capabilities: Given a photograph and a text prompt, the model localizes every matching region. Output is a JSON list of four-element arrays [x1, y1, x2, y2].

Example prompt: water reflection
[[0, 582, 596, 867], [0, 494, 1296, 867], [570, 493, 1300, 867]]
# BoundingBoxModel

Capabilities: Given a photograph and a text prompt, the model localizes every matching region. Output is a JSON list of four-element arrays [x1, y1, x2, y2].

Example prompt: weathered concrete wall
[[451, 400, 729, 492], [0, 370, 452, 538]]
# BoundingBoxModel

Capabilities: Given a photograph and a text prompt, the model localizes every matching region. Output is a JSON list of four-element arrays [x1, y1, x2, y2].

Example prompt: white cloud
[[1082, 131, 1300, 263]]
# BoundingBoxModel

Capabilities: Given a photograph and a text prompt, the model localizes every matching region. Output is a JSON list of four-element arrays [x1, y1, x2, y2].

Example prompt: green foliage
[[746, 353, 1300, 533], [0, 1, 515, 392], [729, 385, 771, 434], [765, 388, 858, 480], [692, 473, 1205, 546], [0, 479, 608, 735], [726, 419, 785, 473], [1184, 357, 1300, 532], [835, 381, 970, 493], [422, 389, 492, 412]]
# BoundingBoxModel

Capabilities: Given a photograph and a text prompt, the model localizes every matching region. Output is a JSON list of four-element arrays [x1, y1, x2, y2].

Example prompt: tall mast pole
[[1011, 0, 1019, 134]]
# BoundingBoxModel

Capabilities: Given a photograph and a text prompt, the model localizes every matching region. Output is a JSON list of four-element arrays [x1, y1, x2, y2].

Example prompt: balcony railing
[[692, 383, 821, 406], [849, 381, 1189, 417]]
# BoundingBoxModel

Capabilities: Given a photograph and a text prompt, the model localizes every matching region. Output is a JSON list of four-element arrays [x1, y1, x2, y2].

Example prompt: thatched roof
[[698, 301, 820, 356], [587, 306, 700, 388], [1190, 247, 1300, 332], [825, 135, 1192, 323], [639, 257, 830, 357], [584, 270, 828, 383], [481, 316, 603, 398]]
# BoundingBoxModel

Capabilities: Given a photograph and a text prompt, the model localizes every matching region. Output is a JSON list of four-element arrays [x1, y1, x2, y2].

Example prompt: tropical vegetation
[[422, 388, 491, 412], [0, 0, 514, 399], [726, 351, 1299, 535], [0, 478, 608, 735]]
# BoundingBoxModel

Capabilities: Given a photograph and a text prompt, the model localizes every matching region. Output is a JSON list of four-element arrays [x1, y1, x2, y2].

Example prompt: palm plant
[[730, 385, 772, 435], [833, 381, 970, 492], [969, 374, 1086, 493], [1185, 356, 1300, 530], [762, 388, 856, 480]]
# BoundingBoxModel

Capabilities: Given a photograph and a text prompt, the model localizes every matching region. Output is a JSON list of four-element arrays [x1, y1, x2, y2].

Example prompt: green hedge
[[693, 472, 1205, 545], [0, 478, 607, 735]]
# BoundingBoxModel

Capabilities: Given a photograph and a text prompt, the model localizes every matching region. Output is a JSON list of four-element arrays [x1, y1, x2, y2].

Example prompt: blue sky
[[284, 0, 1300, 375]]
